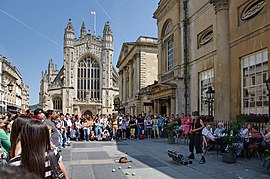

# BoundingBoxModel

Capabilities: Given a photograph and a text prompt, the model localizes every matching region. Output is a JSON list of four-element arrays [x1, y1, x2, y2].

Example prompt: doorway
[[160, 102, 167, 116], [83, 110, 92, 116]]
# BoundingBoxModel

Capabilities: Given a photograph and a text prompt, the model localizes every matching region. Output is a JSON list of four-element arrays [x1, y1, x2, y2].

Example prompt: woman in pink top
[[183, 115, 192, 135]]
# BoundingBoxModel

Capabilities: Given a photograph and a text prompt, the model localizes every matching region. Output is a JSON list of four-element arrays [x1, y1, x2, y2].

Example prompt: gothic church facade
[[39, 19, 119, 115]]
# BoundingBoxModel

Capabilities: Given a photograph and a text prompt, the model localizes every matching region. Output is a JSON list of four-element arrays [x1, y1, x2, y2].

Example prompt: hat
[[34, 108, 45, 115], [192, 111, 199, 116]]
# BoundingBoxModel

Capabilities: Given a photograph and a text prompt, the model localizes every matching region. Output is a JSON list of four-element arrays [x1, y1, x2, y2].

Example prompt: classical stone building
[[154, 0, 270, 120], [0, 55, 29, 114], [0, 58, 4, 113], [117, 36, 158, 115], [21, 83, 29, 110], [39, 20, 119, 115]]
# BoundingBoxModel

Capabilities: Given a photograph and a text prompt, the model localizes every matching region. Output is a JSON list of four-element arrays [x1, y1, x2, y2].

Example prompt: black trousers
[[189, 134, 203, 154]]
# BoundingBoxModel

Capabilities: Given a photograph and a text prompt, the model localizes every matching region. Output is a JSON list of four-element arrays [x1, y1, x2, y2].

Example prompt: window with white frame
[[77, 57, 100, 100], [199, 69, 214, 115], [241, 50, 268, 114], [167, 38, 174, 70]]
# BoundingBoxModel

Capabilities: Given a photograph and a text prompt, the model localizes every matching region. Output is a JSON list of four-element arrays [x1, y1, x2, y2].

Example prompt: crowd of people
[[0, 109, 69, 178], [1, 108, 270, 177]]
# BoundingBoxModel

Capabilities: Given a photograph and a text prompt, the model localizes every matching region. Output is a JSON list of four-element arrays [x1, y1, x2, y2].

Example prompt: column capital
[[209, 0, 230, 12], [128, 59, 134, 65]]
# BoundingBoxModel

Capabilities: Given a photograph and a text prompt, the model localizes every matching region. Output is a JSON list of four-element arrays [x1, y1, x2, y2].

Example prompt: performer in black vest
[[187, 111, 206, 164]]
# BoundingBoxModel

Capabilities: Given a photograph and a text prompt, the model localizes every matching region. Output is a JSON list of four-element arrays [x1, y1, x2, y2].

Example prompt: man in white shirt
[[202, 124, 215, 141]]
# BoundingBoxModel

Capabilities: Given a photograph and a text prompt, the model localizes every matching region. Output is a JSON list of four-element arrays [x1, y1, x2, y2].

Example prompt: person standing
[[129, 116, 136, 139], [187, 111, 206, 164], [45, 110, 60, 150], [157, 115, 164, 137]]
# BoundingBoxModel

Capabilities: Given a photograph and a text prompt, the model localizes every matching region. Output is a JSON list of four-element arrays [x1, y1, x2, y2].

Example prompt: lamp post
[[7, 81, 14, 93], [146, 86, 152, 100], [265, 77, 270, 121], [113, 99, 120, 112], [206, 86, 215, 117]]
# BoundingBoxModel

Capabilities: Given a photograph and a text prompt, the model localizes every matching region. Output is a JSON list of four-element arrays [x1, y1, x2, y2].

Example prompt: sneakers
[[199, 156, 206, 164], [187, 153, 195, 159]]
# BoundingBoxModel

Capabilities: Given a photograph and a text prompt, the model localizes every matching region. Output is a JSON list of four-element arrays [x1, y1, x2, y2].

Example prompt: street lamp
[[206, 86, 215, 117], [113, 99, 120, 112], [146, 86, 152, 100], [7, 81, 14, 93], [265, 77, 270, 121]]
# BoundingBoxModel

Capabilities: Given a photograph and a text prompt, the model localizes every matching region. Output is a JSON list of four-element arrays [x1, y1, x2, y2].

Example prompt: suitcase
[[139, 134, 144, 140]]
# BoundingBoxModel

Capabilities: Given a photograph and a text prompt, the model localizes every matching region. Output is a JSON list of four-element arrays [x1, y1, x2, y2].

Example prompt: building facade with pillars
[[154, 0, 270, 120], [0, 55, 29, 114], [153, 0, 184, 116], [0, 58, 4, 113], [40, 20, 119, 115], [117, 36, 158, 115]]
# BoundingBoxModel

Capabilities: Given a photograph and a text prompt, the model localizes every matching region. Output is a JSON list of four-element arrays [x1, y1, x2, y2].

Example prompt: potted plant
[[222, 116, 248, 163], [222, 132, 239, 163], [166, 121, 177, 144]]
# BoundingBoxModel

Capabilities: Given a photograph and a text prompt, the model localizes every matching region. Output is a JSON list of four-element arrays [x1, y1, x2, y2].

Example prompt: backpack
[[119, 157, 132, 163]]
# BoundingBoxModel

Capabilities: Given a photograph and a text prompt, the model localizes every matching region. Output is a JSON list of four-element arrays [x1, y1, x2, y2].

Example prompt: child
[[121, 120, 126, 140]]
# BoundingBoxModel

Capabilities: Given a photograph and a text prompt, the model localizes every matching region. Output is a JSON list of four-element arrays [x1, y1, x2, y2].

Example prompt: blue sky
[[0, 0, 158, 105]]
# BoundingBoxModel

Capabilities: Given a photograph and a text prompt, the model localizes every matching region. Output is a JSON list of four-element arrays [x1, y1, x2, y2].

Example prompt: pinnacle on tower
[[81, 21, 86, 38], [65, 18, 74, 33], [103, 21, 112, 34]]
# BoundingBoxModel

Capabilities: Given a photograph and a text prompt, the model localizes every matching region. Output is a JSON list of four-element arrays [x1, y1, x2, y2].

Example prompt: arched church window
[[53, 97, 62, 111], [162, 20, 174, 71], [77, 57, 100, 100]]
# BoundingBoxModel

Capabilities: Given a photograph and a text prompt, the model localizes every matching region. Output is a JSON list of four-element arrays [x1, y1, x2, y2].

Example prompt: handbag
[[47, 150, 66, 179]]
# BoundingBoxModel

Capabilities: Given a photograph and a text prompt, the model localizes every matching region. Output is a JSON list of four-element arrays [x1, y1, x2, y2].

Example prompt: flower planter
[[222, 153, 236, 163], [167, 137, 176, 144]]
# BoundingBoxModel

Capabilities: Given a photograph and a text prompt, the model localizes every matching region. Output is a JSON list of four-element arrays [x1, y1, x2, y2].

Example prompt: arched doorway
[[83, 110, 92, 116]]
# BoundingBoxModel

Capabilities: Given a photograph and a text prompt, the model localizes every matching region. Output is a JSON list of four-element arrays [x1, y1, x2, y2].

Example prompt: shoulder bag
[[47, 150, 66, 179]]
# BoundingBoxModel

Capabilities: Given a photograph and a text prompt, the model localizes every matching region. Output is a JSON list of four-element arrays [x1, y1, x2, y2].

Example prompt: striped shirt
[[8, 150, 62, 178]]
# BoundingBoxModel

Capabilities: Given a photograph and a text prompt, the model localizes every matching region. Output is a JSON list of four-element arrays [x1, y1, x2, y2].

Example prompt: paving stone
[[69, 165, 94, 179], [86, 151, 110, 160], [131, 155, 167, 168], [73, 142, 102, 148], [92, 164, 127, 179], [71, 152, 88, 160], [61, 149, 71, 161]]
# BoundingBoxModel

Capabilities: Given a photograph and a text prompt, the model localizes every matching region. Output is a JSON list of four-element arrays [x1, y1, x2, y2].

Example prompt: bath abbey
[[39, 19, 119, 115]]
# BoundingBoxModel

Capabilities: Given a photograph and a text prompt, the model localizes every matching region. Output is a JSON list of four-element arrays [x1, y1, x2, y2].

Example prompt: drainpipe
[[183, 0, 189, 116]]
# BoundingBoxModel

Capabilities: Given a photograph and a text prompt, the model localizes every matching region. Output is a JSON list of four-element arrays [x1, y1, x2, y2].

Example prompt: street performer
[[187, 111, 206, 164]]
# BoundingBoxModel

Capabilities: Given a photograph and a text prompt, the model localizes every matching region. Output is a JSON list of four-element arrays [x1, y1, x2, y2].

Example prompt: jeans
[[62, 130, 67, 146], [58, 133, 63, 151], [84, 128, 89, 141], [137, 125, 143, 137], [95, 127, 102, 136], [75, 129, 80, 141]]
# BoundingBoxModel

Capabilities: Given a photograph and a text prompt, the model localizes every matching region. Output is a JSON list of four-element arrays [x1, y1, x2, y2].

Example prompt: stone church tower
[[39, 19, 119, 115]]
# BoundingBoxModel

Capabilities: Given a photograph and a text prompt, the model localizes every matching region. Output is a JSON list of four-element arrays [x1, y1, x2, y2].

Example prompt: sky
[[0, 0, 158, 105]]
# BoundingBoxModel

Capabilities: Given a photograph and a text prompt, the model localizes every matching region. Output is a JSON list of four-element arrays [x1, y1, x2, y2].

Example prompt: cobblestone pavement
[[62, 138, 270, 179]]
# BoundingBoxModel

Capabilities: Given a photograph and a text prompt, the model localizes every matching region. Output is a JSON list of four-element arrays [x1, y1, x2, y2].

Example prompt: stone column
[[171, 96, 176, 115], [119, 70, 123, 102], [210, 0, 230, 121], [123, 67, 127, 103], [128, 61, 132, 98], [133, 57, 137, 96]]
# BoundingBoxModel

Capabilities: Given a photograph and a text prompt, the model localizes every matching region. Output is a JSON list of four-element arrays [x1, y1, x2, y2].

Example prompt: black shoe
[[187, 153, 195, 159], [199, 156, 206, 164]]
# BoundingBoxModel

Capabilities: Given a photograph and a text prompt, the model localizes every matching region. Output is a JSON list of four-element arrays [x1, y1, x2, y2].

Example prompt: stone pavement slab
[[62, 139, 270, 179]]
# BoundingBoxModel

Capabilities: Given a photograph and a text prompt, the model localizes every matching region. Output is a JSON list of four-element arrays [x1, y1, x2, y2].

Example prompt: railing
[[207, 120, 269, 133]]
